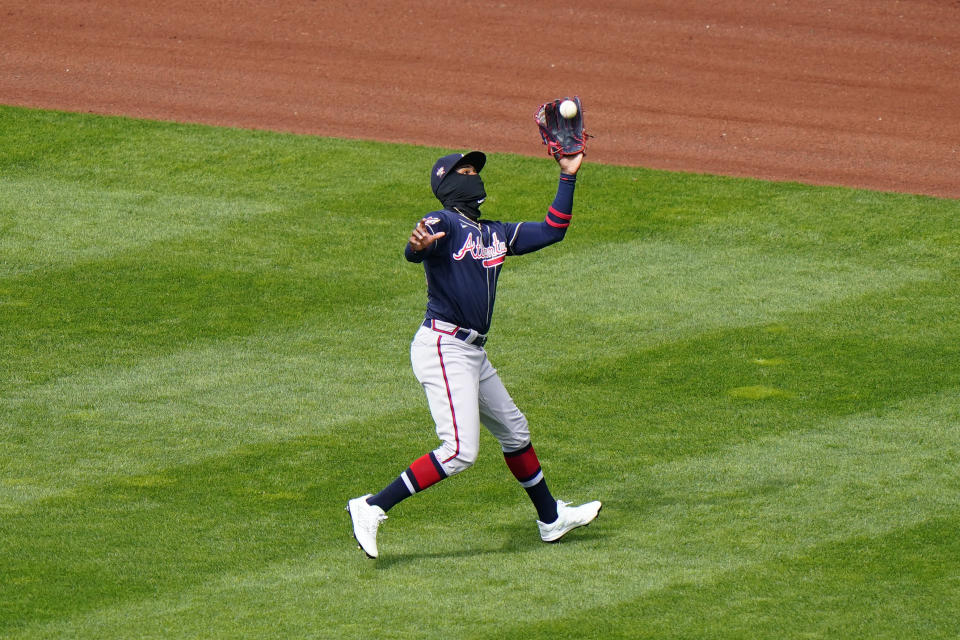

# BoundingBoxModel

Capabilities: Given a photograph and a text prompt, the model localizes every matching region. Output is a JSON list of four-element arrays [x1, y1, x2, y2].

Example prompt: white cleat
[[346, 494, 387, 558], [537, 499, 602, 543]]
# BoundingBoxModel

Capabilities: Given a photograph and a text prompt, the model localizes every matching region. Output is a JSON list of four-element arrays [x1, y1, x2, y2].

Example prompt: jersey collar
[[451, 208, 482, 231]]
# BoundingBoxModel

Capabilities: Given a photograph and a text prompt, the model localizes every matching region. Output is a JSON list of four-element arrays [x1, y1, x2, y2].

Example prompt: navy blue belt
[[422, 318, 487, 347]]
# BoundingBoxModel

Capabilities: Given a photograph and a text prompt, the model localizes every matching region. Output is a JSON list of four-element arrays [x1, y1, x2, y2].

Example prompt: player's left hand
[[536, 96, 588, 163], [558, 152, 584, 175], [408, 220, 446, 252]]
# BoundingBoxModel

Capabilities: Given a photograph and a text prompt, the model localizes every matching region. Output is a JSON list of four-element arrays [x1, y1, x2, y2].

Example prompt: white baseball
[[559, 99, 578, 119]]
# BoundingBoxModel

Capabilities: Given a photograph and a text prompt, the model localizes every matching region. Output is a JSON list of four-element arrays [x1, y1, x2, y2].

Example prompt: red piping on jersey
[[437, 336, 460, 463]]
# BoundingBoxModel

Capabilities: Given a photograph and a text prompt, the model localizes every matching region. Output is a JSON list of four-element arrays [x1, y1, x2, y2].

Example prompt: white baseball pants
[[410, 323, 530, 477]]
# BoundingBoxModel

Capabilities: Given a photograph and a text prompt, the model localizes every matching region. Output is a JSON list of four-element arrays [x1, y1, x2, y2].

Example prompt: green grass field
[[1, 105, 958, 638]]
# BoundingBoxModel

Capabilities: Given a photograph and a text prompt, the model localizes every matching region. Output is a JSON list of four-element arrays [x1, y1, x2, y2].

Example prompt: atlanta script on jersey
[[405, 173, 577, 336]]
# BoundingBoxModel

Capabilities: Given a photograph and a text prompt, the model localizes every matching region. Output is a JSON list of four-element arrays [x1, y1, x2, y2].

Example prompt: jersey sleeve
[[405, 212, 450, 263], [506, 173, 577, 256]]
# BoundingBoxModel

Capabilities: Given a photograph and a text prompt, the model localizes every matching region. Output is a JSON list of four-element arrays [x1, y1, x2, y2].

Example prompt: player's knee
[[444, 454, 476, 476], [436, 444, 478, 476], [500, 423, 530, 452], [491, 414, 529, 452]]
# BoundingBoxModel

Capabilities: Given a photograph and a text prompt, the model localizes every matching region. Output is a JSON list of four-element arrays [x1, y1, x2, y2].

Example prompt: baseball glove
[[535, 96, 587, 160]]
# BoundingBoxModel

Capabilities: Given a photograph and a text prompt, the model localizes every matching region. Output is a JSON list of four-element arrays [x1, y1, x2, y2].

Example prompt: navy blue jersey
[[405, 174, 576, 335]]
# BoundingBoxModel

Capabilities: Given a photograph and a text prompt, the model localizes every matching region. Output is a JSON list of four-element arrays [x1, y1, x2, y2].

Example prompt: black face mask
[[436, 171, 486, 219]]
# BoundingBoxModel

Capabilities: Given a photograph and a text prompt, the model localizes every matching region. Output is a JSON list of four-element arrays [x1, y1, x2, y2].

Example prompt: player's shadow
[[372, 520, 603, 569]]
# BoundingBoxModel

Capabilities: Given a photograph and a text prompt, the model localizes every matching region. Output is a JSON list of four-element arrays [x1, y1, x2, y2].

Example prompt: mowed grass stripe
[[1, 317, 424, 506], [521, 276, 960, 468], [0, 176, 278, 277], [492, 236, 932, 357], [7, 389, 957, 638], [486, 517, 960, 640]]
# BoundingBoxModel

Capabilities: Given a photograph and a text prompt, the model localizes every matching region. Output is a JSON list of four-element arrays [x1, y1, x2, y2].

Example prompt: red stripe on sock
[[410, 453, 444, 491], [504, 446, 541, 481]]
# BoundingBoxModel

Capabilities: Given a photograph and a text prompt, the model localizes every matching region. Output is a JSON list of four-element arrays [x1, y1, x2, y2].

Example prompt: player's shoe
[[537, 499, 602, 543], [346, 494, 387, 559]]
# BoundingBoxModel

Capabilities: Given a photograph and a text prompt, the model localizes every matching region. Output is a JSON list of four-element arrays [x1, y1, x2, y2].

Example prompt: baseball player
[[347, 149, 600, 558]]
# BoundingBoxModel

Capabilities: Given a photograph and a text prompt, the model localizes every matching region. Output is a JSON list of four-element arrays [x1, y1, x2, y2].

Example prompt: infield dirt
[[2, 0, 957, 197]]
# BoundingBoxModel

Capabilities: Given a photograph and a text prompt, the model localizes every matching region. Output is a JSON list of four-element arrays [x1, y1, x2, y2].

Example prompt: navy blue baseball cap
[[430, 151, 486, 197]]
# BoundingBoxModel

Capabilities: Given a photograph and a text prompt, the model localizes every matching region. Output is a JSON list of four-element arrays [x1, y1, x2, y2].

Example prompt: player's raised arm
[[506, 154, 583, 256]]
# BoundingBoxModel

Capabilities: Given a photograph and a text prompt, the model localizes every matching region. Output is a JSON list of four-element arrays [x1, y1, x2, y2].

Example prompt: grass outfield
[[1, 104, 959, 638]]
